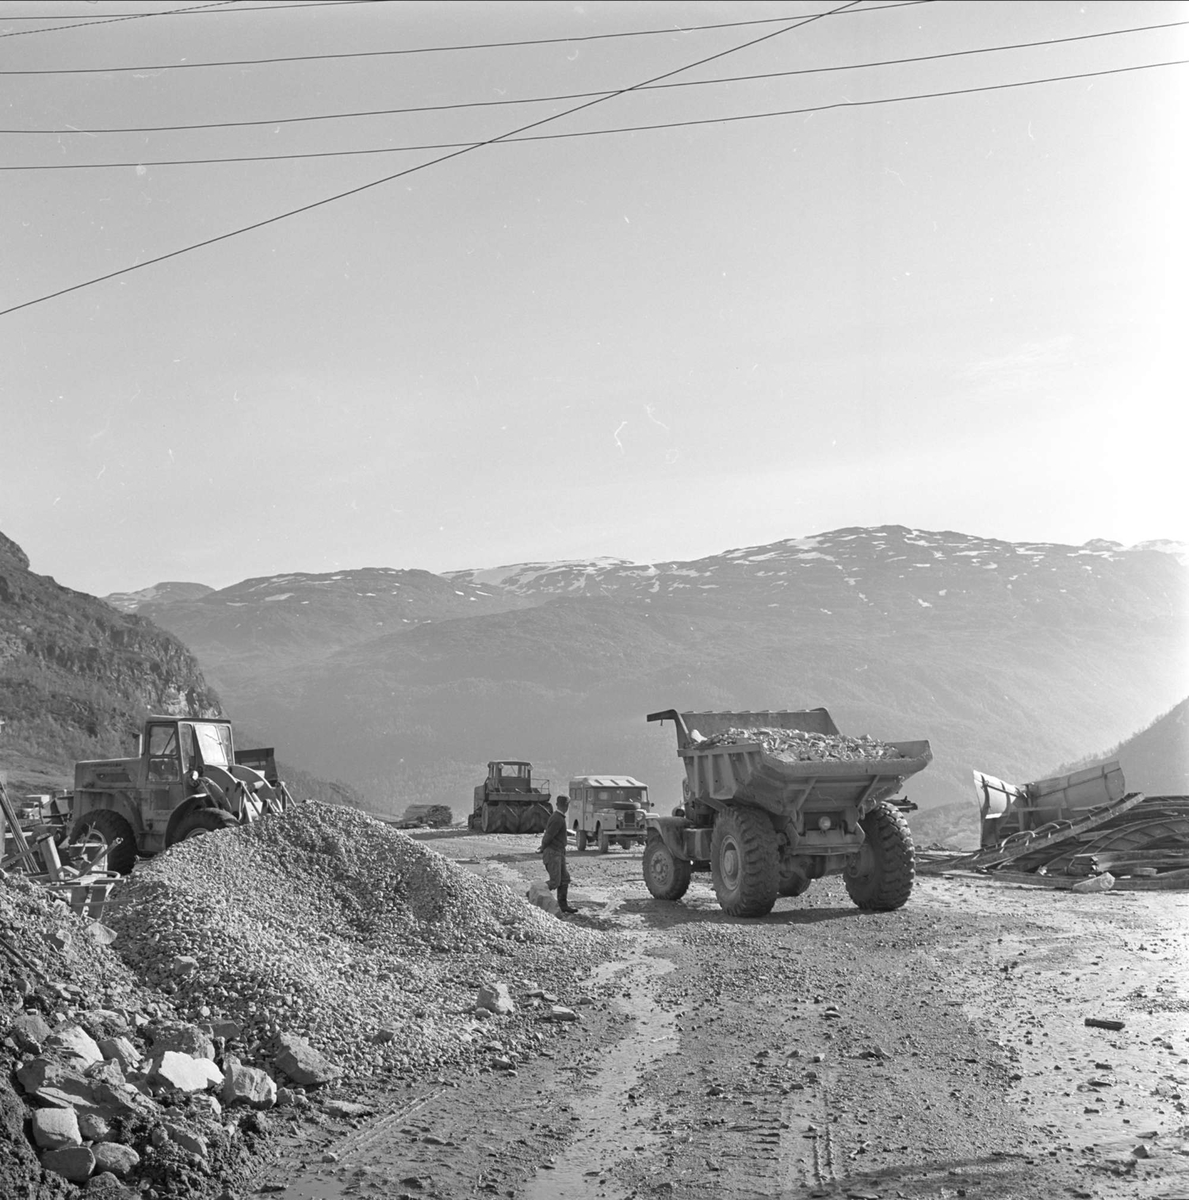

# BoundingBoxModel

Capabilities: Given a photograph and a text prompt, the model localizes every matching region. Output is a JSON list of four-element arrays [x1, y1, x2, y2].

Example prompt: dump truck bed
[[649, 709, 932, 819]]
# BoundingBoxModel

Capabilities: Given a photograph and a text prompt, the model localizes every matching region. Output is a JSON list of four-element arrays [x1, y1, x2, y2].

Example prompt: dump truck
[[468, 760, 551, 834], [568, 775, 650, 852], [69, 716, 291, 874], [644, 708, 932, 917]]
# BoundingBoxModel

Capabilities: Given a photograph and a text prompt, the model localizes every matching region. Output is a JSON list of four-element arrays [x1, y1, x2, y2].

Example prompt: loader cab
[[488, 761, 533, 793], [144, 719, 234, 782]]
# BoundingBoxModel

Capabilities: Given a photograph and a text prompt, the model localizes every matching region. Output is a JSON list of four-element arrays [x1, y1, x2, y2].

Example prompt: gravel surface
[[698, 727, 907, 762], [105, 802, 610, 1081]]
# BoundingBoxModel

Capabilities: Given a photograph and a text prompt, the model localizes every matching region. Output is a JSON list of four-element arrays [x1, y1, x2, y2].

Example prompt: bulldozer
[[468, 760, 551, 834], [69, 716, 291, 874]]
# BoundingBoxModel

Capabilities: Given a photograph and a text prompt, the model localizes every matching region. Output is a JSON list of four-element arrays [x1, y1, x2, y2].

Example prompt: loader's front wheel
[[171, 807, 229, 845], [844, 801, 915, 911], [481, 805, 502, 834], [70, 809, 136, 876], [643, 835, 692, 901], [711, 806, 779, 917]]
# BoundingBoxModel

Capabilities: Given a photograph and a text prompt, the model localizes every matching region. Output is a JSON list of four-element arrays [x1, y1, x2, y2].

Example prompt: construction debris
[[919, 761, 1189, 889]]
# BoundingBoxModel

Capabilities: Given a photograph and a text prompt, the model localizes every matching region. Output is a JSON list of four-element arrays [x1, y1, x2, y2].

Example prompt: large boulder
[[32, 1106, 81, 1150], [273, 1033, 341, 1087], [147, 1021, 215, 1060], [45, 1025, 104, 1068], [222, 1056, 277, 1109], [149, 1051, 223, 1093], [98, 1036, 141, 1072], [476, 982, 516, 1016], [42, 1144, 95, 1183], [16, 1058, 98, 1109], [9, 1011, 52, 1052], [92, 1142, 140, 1177]]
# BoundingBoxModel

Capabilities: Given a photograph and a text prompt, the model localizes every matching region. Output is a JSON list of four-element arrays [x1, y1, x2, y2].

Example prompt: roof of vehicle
[[489, 760, 531, 766], [569, 776, 647, 789]]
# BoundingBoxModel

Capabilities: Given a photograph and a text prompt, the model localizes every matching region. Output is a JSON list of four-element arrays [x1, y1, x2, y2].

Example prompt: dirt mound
[[107, 802, 603, 1079], [698, 727, 906, 762]]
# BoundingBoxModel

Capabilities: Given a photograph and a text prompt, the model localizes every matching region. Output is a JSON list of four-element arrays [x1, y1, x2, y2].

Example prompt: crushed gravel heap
[[697, 727, 906, 762], [107, 802, 606, 1081]]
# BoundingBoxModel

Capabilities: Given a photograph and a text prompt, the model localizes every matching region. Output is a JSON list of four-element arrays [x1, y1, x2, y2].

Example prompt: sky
[[1, 0, 1186, 596]]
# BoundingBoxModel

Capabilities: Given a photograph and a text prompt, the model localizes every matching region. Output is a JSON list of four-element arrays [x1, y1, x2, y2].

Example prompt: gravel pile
[[106, 802, 606, 1081], [698, 727, 906, 762]]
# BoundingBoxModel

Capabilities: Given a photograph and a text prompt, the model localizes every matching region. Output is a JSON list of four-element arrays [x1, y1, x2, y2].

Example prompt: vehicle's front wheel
[[70, 809, 137, 875], [643, 835, 692, 901], [575, 829, 588, 852], [597, 831, 611, 854], [711, 806, 779, 917], [170, 807, 229, 845], [844, 802, 915, 911]]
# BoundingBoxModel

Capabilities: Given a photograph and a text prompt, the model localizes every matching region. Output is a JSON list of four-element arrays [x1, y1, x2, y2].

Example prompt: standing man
[[540, 794, 578, 914]]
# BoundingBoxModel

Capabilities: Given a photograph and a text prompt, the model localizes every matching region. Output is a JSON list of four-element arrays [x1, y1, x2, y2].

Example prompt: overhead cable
[[5, 17, 1183, 135], [0, 0, 863, 316], [4, 57, 1184, 172], [0, 0, 928, 73], [0, 0, 240, 40], [3, 1, 377, 17]]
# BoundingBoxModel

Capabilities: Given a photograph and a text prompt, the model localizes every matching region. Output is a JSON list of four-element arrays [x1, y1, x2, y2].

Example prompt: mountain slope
[[0, 533, 222, 793], [99, 526, 1188, 825], [1055, 698, 1189, 796]]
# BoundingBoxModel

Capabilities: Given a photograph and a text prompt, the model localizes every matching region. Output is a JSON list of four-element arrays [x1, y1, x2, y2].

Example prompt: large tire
[[170, 807, 229, 845], [643, 836, 692, 901], [481, 805, 500, 834], [503, 805, 522, 834], [618, 837, 632, 850], [575, 829, 588, 853], [711, 806, 779, 917], [70, 809, 137, 876], [597, 831, 611, 854], [844, 802, 915, 911], [523, 805, 548, 834]]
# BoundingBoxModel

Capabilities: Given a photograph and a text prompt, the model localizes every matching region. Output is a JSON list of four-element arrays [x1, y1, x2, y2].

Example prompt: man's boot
[[557, 884, 578, 914]]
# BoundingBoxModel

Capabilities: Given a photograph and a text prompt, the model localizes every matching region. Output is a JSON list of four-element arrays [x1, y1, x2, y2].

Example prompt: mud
[[253, 834, 1189, 1200]]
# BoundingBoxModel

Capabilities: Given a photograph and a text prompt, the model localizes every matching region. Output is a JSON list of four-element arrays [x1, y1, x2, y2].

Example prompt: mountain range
[[104, 526, 1188, 841]]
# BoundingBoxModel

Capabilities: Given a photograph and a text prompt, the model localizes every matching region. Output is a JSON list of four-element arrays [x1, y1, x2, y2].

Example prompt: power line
[[0, 0, 928, 73], [5, 17, 1183, 136], [2, 1, 377, 16], [0, 0, 863, 317], [4, 57, 1184, 172], [0, 0, 240, 41]]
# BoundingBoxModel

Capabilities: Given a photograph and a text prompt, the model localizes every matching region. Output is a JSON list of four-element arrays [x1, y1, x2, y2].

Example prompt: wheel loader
[[468, 760, 552, 834], [69, 716, 291, 874], [644, 708, 931, 917]]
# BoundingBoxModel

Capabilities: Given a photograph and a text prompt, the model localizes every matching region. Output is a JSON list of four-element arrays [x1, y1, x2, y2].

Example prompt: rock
[[84, 923, 118, 946], [78, 1113, 111, 1141], [476, 983, 516, 1016], [171, 955, 200, 976], [33, 1106, 82, 1150], [525, 882, 560, 916], [42, 1144, 95, 1183], [10, 1011, 52, 1051], [1071, 873, 1115, 894], [491, 1056, 515, 1071], [150, 1051, 224, 1093], [17, 1057, 98, 1108], [222, 1056, 277, 1109], [548, 1006, 579, 1022], [212, 1020, 242, 1041], [149, 1021, 215, 1060], [372, 1028, 396, 1044], [92, 1142, 140, 1177], [323, 1100, 375, 1118], [171, 1128, 209, 1158], [86, 1171, 138, 1199], [99, 1036, 142, 1072], [273, 1032, 342, 1087], [46, 1024, 104, 1067]]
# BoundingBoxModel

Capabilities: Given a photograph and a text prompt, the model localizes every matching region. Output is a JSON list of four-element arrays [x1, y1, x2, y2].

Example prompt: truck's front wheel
[[70, 809, 137, 875], [575, 829, 588, 852], [643, 835, 692, 901], [844, 802, 915, 911], [711, 807, 778, 917]]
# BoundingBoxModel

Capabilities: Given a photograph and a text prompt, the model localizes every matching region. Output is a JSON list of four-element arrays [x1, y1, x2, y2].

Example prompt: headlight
[[817, 815, 833, 832]]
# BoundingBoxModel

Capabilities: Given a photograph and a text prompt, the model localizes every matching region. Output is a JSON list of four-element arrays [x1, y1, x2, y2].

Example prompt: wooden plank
[[919, 791, 1147, 875]]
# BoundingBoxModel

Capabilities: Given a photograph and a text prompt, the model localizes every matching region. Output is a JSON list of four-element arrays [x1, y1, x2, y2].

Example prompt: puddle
[[520, 946, 679, 1200]]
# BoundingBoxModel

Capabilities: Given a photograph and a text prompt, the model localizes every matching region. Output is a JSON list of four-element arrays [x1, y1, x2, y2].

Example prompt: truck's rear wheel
[[70, 809, 136, 876], [643, 835, 692, 901], [171, 808, 228, 844], [844, 802, 915, 911], [575, 829, 588, 852], [711, 807, 778, 917]]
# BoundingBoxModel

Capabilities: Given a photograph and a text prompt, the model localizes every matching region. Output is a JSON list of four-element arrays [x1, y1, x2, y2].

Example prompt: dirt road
[[255, 834, 1189, 1200]]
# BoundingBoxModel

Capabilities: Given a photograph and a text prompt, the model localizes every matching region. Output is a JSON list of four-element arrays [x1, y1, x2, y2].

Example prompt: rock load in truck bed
[[697, 727, 907, 763], [107, 801, 602, 1079]]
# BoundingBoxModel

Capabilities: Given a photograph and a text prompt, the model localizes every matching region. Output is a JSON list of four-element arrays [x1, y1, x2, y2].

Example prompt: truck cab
[[568, 776, 650, 853]]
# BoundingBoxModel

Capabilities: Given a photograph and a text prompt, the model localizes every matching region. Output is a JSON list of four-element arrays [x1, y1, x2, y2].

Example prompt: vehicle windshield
[[497, 764, 530, 781], [193, 723, 234, 769]]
